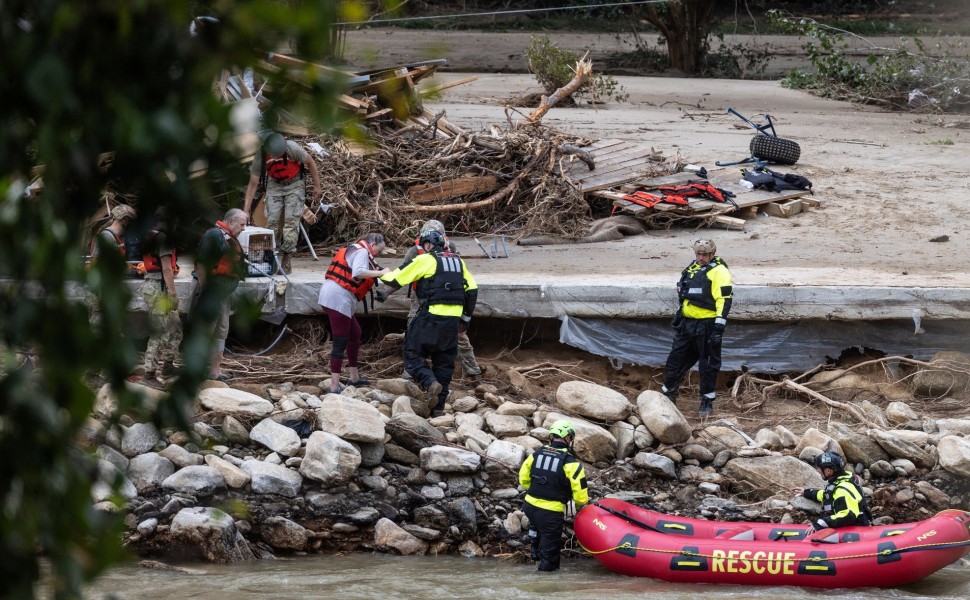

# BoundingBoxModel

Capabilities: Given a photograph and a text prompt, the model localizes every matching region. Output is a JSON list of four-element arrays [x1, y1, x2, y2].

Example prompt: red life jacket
[[142, 228, 179, 274], [264, 151, 303, 182], [325, 241, 377, 300], [210, 221, 245, 279]]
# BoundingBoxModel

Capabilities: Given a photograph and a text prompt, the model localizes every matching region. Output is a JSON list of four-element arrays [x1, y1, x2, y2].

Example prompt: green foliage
[[0, 1, 348, 597], [526, 35, 628, 104], [772, 10, 970, 111]]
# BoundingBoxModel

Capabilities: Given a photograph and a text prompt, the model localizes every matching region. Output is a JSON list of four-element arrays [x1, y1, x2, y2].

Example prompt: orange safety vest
[[142, 228, 179, 275], [325, 241, 377, 300], [210, 221, 245, 279], [265, 151, 303, 182]]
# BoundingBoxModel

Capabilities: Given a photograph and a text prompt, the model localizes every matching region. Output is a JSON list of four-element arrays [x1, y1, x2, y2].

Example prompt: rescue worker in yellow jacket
[[519, 420, 589, 572], [378, 230, 477, 413], [794, 452, 872, 532], [662, 239, 733, 417]]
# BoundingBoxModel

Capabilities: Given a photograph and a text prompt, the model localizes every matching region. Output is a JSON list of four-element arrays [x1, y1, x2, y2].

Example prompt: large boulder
[[121, 423, 161, 457], [239, 460, 303, 497], [162, 466, 227, 497], [632, 452, 677, 479], [169, 506, 255, 563], [635, 391, 690, 444], [827, 422, 890, 466], [483, 439, 527, 483], [198, 388, 274, 418], [260, 516, 308, 551], [910, 351, 970, 397], [127, 452, 175, 493], [204, 454, 251, 489], [300, 431, 361, 485], [793, 428, 842, 457], [540, 412, 616, 464], [386, 413, 446, 453], [722, 456, 823, 500], [484, 413, 530, 437], [937, 435, 970, 477], [374, 518, 428, 555], [420, 445, 481, 473], [868, 429, 936, 469], [316, 395, 386, 443], [158, 444, 204, 468], [249, 418, 302, 457], [556, 381, 634, 422]]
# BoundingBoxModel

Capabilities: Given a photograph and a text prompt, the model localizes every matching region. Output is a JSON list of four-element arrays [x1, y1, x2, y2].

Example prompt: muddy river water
[[75, 554, 970, 600]]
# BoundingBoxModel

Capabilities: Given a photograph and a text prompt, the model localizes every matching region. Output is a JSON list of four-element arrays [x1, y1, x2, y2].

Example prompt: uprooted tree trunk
[[522, 55, 593, 126]]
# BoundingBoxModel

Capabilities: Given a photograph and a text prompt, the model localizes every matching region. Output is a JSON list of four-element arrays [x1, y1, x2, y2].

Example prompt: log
[[559, 144, 595, 171], [524, 54, 593, 125], [409, 175, 499, 204]]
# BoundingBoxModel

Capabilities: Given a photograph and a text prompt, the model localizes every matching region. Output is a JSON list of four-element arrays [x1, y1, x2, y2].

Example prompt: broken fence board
[[762, 199, 803, 218], [409, 176, 499, 204], [419, 76, 479, 96]]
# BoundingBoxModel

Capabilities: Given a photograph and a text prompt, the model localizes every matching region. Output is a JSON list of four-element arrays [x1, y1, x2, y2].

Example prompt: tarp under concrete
[[559, 315, 970, 373]]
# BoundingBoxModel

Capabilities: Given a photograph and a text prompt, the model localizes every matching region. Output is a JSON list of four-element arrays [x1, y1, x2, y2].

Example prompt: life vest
[[415, 251, 465, 306], [142, 228, 179, 275], [677, 257, 727, 311], [93, 228, 126, 258], [264, 150, 303, 182], [325, 241, 378, 301], [822, 472, 872, 526], [210, 221, 245, 280], [526, 446, 575, 503]]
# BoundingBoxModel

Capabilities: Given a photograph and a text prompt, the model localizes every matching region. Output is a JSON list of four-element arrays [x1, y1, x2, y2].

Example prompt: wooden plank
[[419, 76, 479, 96], [409, 176, 499, 204], [800, 197, 822, 208], [711, 215, 746, 230], [762, 199, 803, 218], [362, 107, 393, 120], [571, 156, 668, 190], [580, 168, 665, 193]]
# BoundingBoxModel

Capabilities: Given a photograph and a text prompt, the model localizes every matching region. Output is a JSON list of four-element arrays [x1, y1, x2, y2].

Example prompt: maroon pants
[[325, 307, 361, 374]]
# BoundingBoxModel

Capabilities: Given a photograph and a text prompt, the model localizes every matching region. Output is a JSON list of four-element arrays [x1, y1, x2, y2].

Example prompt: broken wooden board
[[409, 175, 499, 204], [559, 138, 667, 193]]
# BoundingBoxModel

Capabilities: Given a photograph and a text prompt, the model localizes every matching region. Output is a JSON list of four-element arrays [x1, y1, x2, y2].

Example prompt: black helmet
[[419, 229, 445, 249], [814, 451, 844, 471]]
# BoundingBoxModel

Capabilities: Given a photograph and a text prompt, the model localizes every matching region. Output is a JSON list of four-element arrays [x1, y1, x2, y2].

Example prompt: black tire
[[749, 135, 801, 165]]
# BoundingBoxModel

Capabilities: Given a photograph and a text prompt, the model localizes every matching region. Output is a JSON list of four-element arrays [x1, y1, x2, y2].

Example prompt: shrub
[[526, 35, 628, 104]]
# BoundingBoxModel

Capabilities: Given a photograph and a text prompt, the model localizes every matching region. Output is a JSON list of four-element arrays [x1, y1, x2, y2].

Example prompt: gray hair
[[224, 208, 247, 225], [363, 232, 385, 246]]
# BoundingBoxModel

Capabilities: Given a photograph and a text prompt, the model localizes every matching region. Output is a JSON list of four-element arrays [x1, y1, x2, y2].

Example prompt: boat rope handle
[[578, 538, 970, 562]]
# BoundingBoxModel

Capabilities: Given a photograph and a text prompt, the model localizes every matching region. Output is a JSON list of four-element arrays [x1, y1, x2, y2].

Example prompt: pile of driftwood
[[228, 54, 675, 248]]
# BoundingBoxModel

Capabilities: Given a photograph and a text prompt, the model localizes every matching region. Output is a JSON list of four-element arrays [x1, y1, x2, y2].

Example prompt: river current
[[76, 554, 970, 600]]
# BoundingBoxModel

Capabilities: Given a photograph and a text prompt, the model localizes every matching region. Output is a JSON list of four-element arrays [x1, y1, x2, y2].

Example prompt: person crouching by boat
[[518, 420, 589, 572], [793, 451, 873, 532]]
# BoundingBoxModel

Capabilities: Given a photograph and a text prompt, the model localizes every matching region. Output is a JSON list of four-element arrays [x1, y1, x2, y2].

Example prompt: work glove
[[374, 289, 388, 303], [169, 294, 180, 313], [459, 315, 471, 334], [708, 322, 725, 348]]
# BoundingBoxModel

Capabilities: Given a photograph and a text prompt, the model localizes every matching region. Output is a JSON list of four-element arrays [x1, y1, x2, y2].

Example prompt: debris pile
[[228, 55, 678, 247]]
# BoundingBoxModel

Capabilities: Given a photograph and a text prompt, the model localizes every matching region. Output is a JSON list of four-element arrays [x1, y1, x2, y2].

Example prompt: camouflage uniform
[[139, 277, 182, 375]]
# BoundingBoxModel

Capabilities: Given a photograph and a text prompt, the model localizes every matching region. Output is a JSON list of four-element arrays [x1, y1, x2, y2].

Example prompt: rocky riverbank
[[80, 351, 970, 564]]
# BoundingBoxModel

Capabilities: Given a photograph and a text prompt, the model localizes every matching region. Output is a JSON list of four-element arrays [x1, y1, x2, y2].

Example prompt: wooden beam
[[409, 175, 499, 204], [419, 76, 479, 96], [762, 199, 803, 218]]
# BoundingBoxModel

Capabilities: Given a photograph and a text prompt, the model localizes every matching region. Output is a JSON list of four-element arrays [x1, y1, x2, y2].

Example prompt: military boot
[[156, 361, 177, 384], [280, 253, 292, 274]]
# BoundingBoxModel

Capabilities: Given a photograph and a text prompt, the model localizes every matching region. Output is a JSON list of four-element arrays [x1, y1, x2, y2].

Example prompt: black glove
[[374, 289, 388, 303], [708, 322, 725, 348], [459, 315, 471, 334], [670, 312, 684, 330]]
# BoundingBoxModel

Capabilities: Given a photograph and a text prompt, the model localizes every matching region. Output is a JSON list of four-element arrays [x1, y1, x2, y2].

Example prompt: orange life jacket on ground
[[325, 241, 377, 300]]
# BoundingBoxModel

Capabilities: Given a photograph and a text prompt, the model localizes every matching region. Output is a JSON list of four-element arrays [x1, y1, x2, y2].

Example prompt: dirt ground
[[269, 29, 970, 430], [336, 29, 970, 289]]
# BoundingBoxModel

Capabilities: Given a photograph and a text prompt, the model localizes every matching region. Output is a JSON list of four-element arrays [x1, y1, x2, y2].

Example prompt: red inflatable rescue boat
[[575, 498, 970, 588]]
